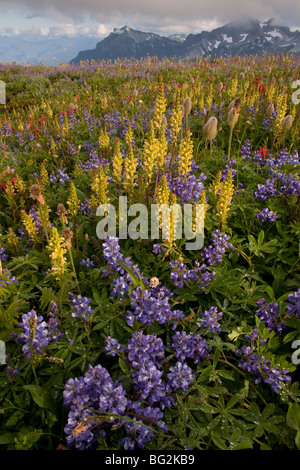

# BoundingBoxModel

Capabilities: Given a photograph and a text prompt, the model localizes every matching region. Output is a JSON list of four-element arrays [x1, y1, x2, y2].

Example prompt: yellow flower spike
[[47, 227, 68, 281], [39, 163, 49, 192], [67, 182, 80, 217], [143, 121, 159, 184], [112, 138, 123, 184], [123, 139, 137, 200], [199, 189, 209, 218], [13, 174, 26, 194], [178, 131, 193, 176], [99, 128, 110, 149], [210, 171, 222, 197], [216, 170, 234, 228], [153, 81, 167, 131], [156, 174, 170, 206], [20, 210, 39, 243], [169, 89, 182, 145], [157, 126, 168, 171]]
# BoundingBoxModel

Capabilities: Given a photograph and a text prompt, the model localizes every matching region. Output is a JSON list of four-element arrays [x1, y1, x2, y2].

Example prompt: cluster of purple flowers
[[63, 359, 169, 450], [286, 288, 300, 318], [200, 306, 223, 333], [69, 293, 94, 322], [127, 285, 184, 327], [240, 139, 251, 161], [80, 258, 95, 269], [79, 199, 92, 216], [0, 268, 18, 288], [170, 258, 215, 293], [18, 310, 51, 358], [255, 207, 278, 222], [166, 172, 207, 204], [254, 178, 278, 202], [255, 298, 286, 335], [16, 306, 63, 359], [49, 168, 70, 185], [170, 330, 210, 364], [201, 230, 234, 266], [0, 247, 8, 262], [236, 345, 291, 393], [5, 365, 18, 383]]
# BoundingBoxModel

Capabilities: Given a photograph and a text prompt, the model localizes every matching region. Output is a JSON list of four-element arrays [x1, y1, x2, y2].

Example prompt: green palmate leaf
[[23, 385, 55, 411]]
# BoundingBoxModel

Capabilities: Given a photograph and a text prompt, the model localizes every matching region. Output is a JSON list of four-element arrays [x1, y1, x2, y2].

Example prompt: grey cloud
[[0, 0, 299, 32]]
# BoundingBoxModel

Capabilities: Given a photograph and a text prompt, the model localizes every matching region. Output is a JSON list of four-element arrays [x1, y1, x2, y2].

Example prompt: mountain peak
[[71, 18, 300, 64]]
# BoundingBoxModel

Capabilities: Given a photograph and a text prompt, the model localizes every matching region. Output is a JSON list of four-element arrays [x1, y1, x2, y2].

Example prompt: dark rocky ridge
[[70, 18, 300, 64]]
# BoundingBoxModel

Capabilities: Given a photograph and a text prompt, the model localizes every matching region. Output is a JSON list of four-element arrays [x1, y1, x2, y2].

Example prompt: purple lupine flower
[[18, 310, 50, 358], [103, 336, 125, 357], [47, 313, 63, 342], [127, 285, 183, 327], [166, 361, 194, 392], [286, 288, 300, 318], [0, 247, 8, 262], [110, 276, 130, 299], [255, 208, 278, 222], [200, 306, 223, 333], [153, 243, 166, 255], [5, 365, 18, 383], [236, 345, 291, 393], [63, 364, 127, 450], [255, 298, 286, 335], [80, 258, 95, 269], [69, 293, 94, 322], [126, 331, 165, 368], [170, 330, 210, 364]]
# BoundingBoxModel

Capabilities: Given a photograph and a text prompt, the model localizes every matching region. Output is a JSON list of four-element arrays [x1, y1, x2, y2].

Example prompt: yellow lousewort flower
[[91, 165, 110, 207], [20, 210, 39, 243], [123, 143, 137, 199], [228, 75, 238, 100], [211, 171, 222, 197], [281, 115, 293, 131], [206, 83, 213, 111], [216, 170, 234, 227], [153, 82, 167, 130], [99, 128, 110, 149], [275, 93, 287, 130], [112, 138, 123, 184], [178, 131, 193, 176], [166, 192, 180, 247], [156, 174, 170, 205], [170, 90, 182, 144], [39, 163, 49, 192], [47, 227, 68, 281], [203, 116, 218, 141], [13, 174, 26, 194], [157, 126, 168, 170], [143, 121, 159, 183], [67, 182, 80, 217], [199, 189, 209, 218]]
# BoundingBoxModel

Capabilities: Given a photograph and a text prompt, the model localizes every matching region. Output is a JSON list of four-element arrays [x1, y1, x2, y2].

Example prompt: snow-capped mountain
[[71, 18, 300, 64]]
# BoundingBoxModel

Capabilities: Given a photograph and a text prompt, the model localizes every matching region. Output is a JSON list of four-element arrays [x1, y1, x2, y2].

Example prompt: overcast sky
[[0, 0, 299, 36]]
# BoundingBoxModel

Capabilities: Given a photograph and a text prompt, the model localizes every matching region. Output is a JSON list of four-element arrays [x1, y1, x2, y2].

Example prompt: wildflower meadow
[[0, 54, 300, 451]]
